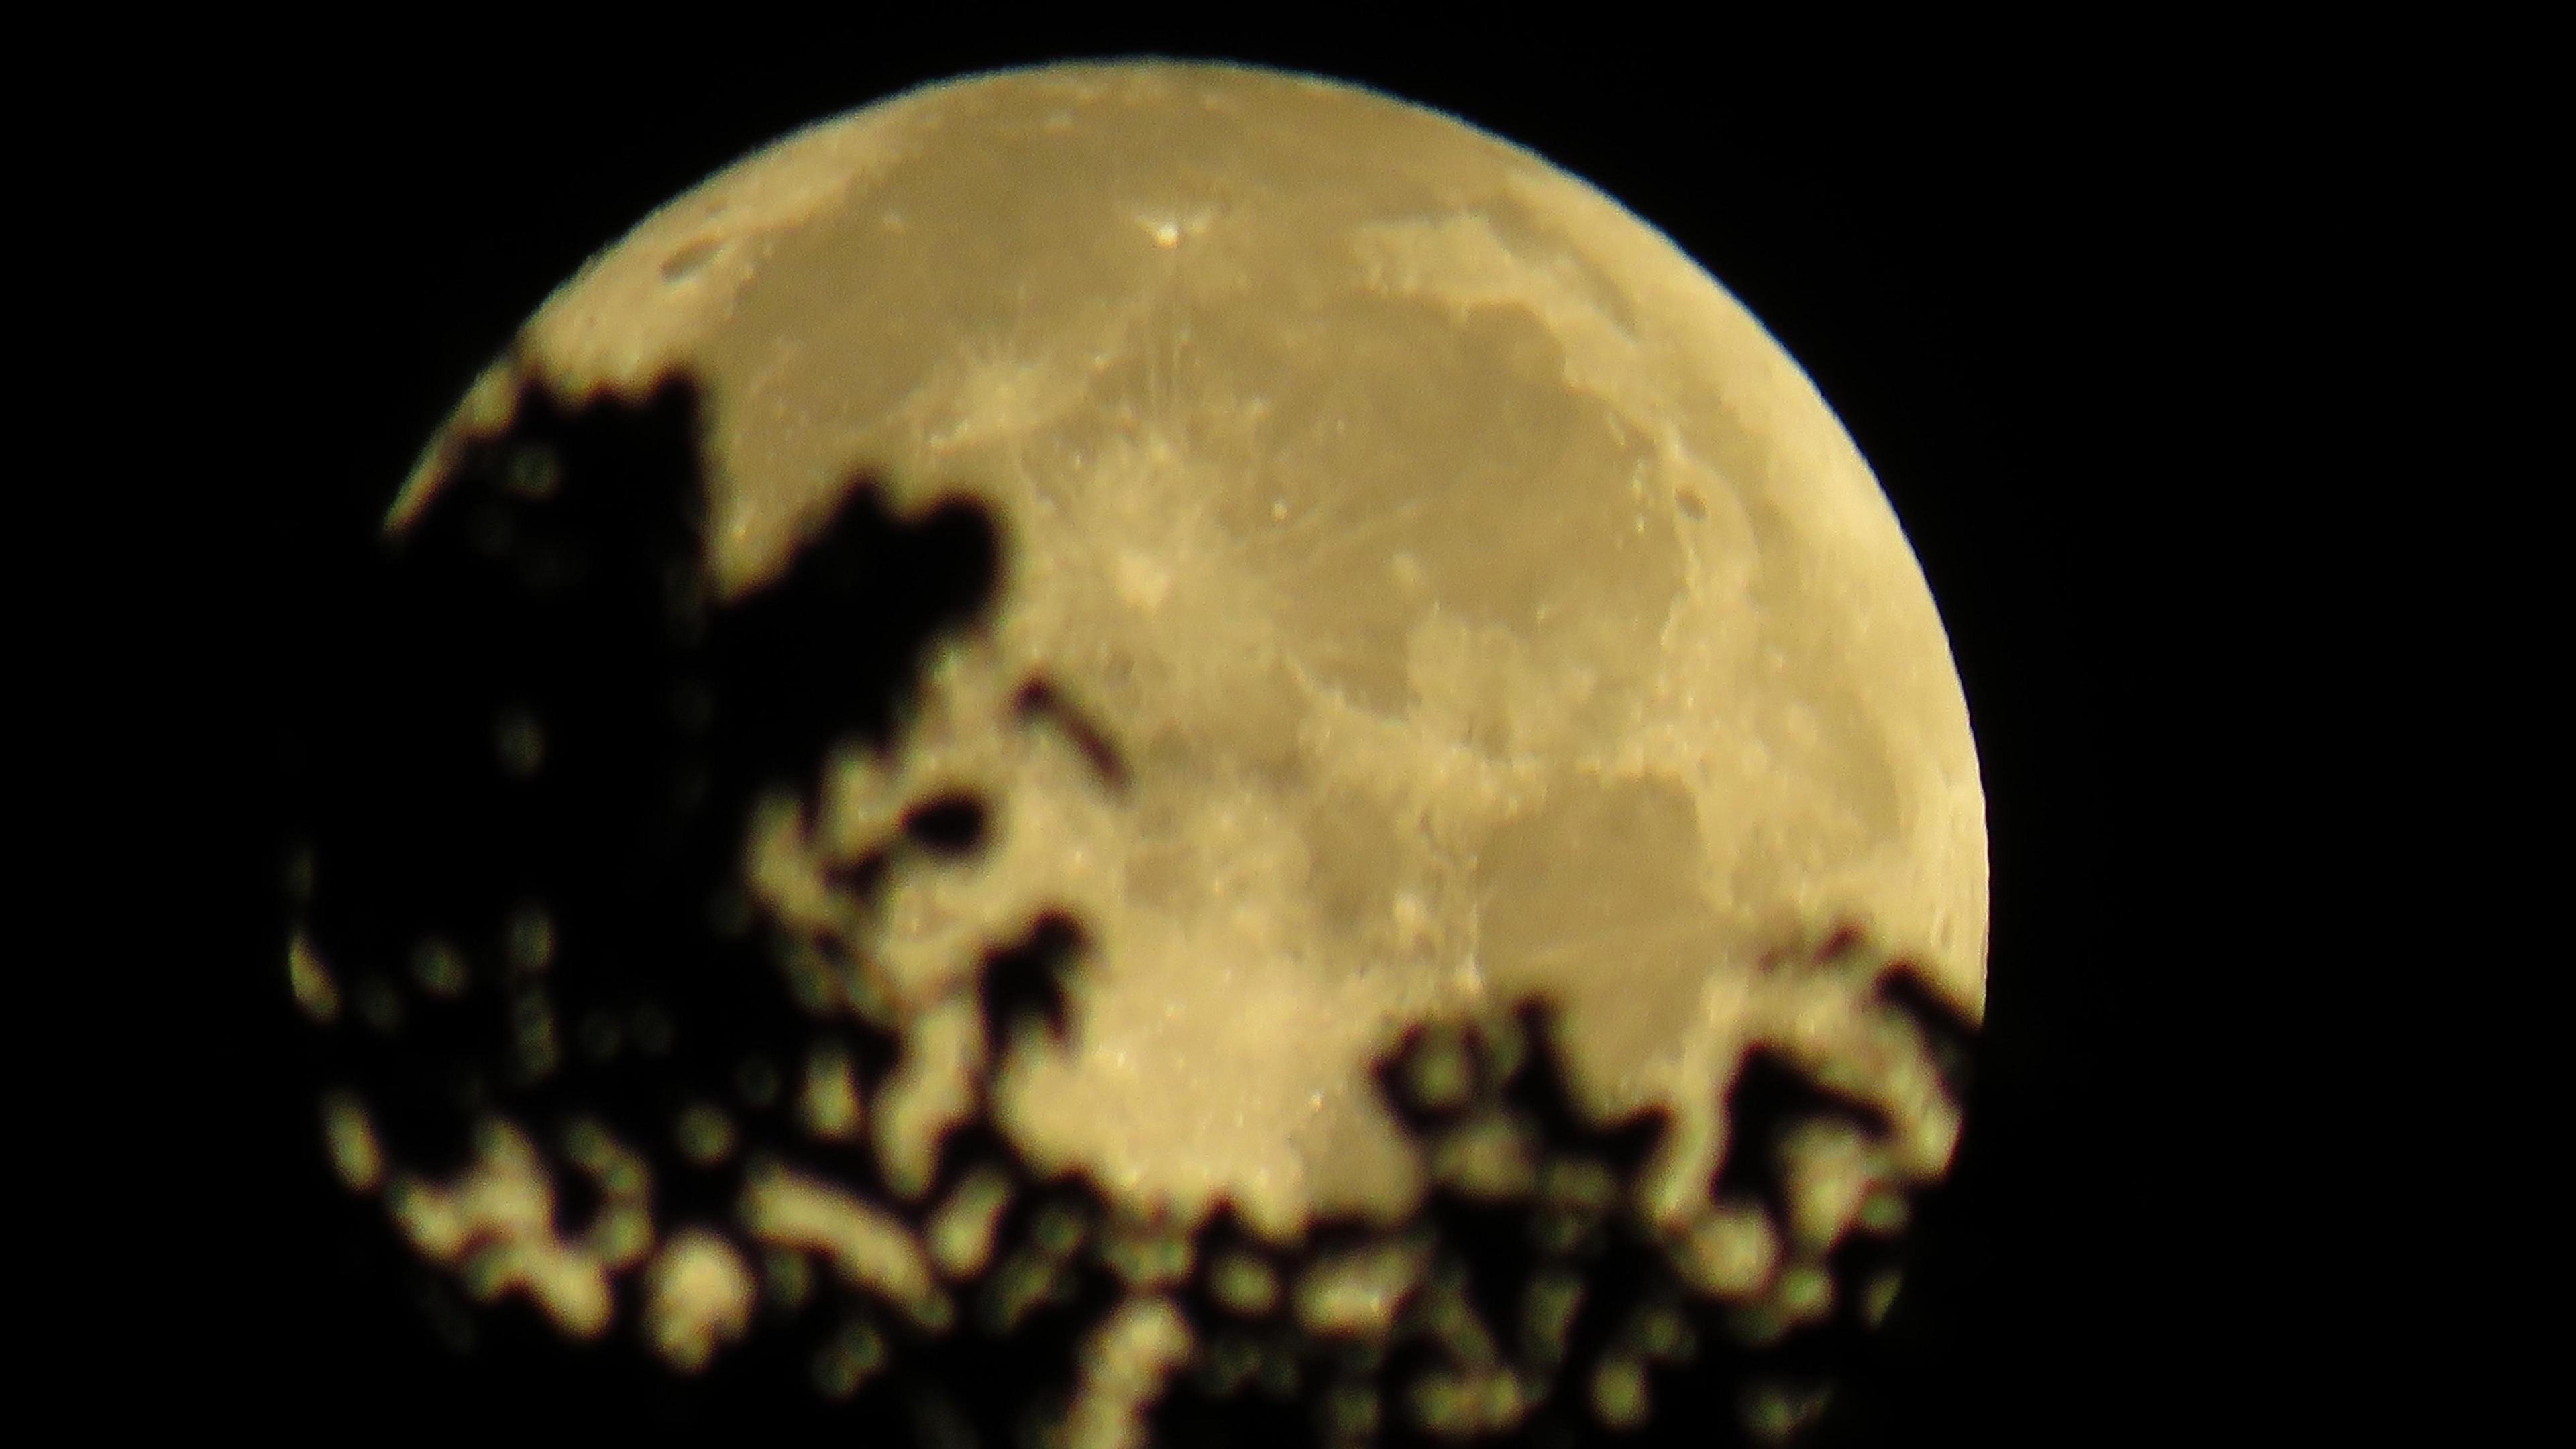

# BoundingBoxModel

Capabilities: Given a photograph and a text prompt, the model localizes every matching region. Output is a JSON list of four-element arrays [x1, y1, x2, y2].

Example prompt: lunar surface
[[290, 60, 1988, 1445]]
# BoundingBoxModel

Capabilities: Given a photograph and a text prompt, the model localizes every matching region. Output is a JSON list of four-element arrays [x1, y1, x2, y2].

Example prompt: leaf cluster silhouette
[[282, 374, 1973, 1446]]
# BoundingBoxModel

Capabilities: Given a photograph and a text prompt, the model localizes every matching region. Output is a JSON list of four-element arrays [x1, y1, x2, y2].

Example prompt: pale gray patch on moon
[[400, 62, 1988, 1245]]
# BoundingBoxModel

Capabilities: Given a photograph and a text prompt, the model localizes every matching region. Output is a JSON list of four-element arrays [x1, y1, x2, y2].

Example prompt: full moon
[[298, 58, 1988, 1444]]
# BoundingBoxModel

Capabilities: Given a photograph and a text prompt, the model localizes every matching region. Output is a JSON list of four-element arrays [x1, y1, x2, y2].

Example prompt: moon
[[319, 57, 1987, 1438]]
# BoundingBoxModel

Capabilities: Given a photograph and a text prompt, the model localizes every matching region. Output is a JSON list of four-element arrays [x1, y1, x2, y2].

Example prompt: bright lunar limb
[[398, 62, 1985, 1251]]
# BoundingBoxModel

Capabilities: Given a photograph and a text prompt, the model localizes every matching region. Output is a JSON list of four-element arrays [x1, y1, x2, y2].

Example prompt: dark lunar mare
[[281, 374, 1973, 1446]]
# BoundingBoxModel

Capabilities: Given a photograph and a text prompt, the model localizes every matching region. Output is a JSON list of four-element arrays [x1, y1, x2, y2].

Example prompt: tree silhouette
[[280, 370, 1974, 1446]]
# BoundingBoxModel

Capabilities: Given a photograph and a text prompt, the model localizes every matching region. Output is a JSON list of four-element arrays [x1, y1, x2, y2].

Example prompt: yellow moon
[[398, 60, 1986, 1246]]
